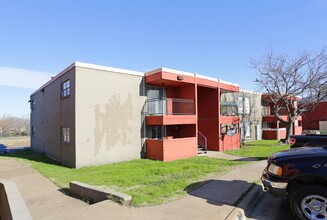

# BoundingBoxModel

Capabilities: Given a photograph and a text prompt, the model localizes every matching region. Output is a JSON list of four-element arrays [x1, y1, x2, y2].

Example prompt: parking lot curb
[[225, 183, 263, 220]]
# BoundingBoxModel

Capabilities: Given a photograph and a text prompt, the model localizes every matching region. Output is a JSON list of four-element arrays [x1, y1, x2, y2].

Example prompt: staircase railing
[[198, 130, 207, 153]]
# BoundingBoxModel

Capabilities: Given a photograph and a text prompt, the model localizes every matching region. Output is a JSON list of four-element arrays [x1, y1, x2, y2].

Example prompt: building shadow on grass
[[2, 148, 63, 166]]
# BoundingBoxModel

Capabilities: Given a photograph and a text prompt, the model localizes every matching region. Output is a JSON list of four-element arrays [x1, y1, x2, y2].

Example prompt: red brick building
[[261, 94, 302, 139], [302, 100, 327, 133]]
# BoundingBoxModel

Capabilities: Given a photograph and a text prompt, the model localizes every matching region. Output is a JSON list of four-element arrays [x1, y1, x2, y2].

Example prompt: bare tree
[[0, 114, 30, 137], [251, 48, 327, 143]]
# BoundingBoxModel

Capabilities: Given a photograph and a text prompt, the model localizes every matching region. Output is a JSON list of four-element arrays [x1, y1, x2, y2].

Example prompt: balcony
[[262, 107, 290, 116], [262, 107, 302, 123], [146, 137, 197, 161], [144, 98, 196, 125], [145, 98, 195, 115], [220, 101, 238, 116]]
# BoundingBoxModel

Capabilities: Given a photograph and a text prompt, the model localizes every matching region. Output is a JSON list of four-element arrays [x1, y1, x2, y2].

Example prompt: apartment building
[[30, 62, 240, 168], [302, 99, 327, 134], [261, 94, 302, 139], [221, 90, 263, 141]]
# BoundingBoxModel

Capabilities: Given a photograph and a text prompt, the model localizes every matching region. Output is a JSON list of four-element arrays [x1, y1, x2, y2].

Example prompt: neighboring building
[[221, 90, 263, 141], [31, 62, 240, 168], [238, 90, 263, 141], [261, 94, 302, 140], [302, 99, 327, 134]]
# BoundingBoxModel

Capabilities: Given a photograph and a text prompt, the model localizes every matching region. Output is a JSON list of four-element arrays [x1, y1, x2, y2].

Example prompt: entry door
[[147, 87, 166, 115]]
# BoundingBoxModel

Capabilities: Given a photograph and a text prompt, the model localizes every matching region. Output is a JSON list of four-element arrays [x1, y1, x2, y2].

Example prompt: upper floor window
[[237, 97, 250, 115], [244, 97, 250, 114], [237, 97, 243, 114], [61, 80, 70, 97], [30, 99, 36, 111]]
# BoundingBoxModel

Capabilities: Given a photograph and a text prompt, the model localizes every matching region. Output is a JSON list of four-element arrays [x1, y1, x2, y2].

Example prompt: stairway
[[197, 131, 207, 154]]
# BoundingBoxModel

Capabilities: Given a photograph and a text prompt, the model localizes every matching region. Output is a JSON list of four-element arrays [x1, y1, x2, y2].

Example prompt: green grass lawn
[[2, 150, 247, 206], [225, 140, 289, 159]]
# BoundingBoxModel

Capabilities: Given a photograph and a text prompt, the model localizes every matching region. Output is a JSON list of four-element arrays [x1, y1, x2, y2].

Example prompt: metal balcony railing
[[220, 101, 238, 116], [145, 98, 195, 115]]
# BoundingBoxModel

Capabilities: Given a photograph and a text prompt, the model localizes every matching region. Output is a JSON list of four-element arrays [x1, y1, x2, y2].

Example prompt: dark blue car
[[0, 144, 9, 154]]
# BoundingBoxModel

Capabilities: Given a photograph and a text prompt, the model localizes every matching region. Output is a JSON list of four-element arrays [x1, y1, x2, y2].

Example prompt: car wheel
[[290, 184, 327, 220]]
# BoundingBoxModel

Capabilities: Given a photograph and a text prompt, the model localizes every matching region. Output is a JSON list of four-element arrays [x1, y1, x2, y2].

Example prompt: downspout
[[142, 76, 147, 157], [218, 80, 222, 151], [194, 73, 198, 144]]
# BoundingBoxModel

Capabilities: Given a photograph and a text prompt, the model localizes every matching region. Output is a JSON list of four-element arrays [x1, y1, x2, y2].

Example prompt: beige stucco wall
[[239, 90, 263, 140], [75, 66, 145, 168], [30, 69, 76, 167]]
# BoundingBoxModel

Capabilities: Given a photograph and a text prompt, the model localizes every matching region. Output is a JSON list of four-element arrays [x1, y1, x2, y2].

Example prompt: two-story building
[[30, 62, 240, 168], [261, 94, 302, 139], [220, 90, 263, 142], [302, 98, 327, 134]]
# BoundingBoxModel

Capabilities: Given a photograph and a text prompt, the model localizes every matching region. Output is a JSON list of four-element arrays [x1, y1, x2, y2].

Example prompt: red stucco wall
[[220, 134, 240, 151], [146, 137, 197, 161], [197, 86, 219, 150], [262, 129, 286, 140], [302, 102, 327, 130]]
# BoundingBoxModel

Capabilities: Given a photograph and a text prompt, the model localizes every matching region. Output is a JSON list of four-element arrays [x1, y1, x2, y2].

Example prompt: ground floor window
[[147, 125, 166, 139], [60, 127, 70, 143]]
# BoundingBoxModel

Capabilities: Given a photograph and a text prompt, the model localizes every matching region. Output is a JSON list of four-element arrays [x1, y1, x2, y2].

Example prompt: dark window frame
[[60, 127, 70, 143], [61, 80, 71, 98]]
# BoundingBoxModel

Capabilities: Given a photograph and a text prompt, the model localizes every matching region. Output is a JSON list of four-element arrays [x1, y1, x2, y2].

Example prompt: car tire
[[290, 184, 327, 220]]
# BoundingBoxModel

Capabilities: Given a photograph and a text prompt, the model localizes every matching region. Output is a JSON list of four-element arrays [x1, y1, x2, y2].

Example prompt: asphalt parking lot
[[248, 191, 296, 220]]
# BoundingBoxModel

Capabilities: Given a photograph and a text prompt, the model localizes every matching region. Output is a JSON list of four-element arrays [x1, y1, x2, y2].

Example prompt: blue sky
[[1, 0, 327, 117]]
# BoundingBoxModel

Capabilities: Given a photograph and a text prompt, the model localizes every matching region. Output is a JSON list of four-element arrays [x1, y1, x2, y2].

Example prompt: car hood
[[270, 146, 327, 161]]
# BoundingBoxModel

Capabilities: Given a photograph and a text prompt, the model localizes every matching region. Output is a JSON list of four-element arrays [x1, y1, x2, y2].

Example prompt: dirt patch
[[0, 136, 30, 148]]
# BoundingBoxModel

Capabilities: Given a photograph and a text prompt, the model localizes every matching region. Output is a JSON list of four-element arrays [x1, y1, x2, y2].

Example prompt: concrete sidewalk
[[0, 156, 266, 220]]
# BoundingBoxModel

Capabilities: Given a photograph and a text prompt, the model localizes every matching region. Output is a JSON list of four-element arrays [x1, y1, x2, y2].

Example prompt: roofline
[[31, 62, 240, 97], [145, 67, 239, 87], [195, 73, 219, 82], [31, 62, 75, 96], [239, 89, 262, 95], [218, 79, 239, 87], [75, 62, 144, 77], [145, 67, 196, 77], [31, 62, 144, 96]]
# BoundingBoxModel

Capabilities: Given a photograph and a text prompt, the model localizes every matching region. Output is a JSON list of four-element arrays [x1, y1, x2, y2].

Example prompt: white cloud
[[0, 66, 53, 89]]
